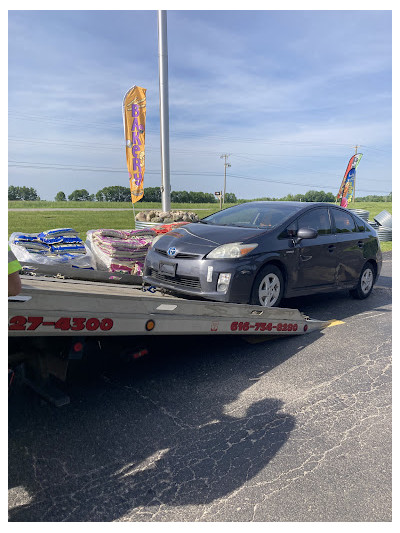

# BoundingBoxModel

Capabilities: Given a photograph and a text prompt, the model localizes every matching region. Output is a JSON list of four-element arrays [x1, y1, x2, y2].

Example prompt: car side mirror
[[294, 227, 318, 244]]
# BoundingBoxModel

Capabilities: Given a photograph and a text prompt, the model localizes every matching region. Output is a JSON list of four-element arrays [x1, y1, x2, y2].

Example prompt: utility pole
[[220, 154, 231, 204]]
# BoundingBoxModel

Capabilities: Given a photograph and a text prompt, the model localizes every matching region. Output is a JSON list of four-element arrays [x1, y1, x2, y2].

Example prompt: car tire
[[250, 264, 285, 307], [350, 261, 375, 300]]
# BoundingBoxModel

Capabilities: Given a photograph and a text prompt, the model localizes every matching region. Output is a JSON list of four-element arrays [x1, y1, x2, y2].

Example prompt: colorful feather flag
[[123, 86, 147, 203], [336, 153, 363, 208]]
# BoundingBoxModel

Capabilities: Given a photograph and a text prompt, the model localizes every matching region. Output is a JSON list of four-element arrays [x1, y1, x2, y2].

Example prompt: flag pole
[[353, 145, 358, 204], [158, 10, 171, 212]]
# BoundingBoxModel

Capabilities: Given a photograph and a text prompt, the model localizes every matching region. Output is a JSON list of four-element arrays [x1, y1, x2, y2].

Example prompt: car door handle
[[357, 241, 364, 248], [328, 244, 335, 252]]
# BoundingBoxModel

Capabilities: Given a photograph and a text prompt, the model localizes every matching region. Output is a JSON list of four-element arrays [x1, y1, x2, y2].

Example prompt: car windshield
[[200, 203, 304, 228]]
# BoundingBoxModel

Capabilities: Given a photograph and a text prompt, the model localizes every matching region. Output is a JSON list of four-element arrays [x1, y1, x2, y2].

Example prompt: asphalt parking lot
[[8, 253, 392, 522]]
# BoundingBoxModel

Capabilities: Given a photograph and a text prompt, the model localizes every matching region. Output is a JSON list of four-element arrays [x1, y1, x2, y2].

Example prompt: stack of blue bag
[[38, 228, 86, 255], [12, 228, 86, 257]]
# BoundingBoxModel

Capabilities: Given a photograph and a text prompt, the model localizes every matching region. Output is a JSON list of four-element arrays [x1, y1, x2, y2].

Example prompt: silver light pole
[[158, 10, 171, 212]]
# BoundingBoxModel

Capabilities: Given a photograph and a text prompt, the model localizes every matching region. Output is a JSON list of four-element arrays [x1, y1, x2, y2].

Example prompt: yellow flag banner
[[123, 86, 147, 203]]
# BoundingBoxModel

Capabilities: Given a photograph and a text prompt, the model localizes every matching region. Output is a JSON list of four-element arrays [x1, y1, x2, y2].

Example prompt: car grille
[[150, 269, 201, 289], [154, 248, 201, 259]]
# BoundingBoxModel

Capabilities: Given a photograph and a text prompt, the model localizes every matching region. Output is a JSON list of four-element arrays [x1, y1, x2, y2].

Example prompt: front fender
[[249, 252, 290, 297]]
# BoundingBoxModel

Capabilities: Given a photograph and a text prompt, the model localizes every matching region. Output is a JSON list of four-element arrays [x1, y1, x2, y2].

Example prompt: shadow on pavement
[[8, 329, 324, 522]]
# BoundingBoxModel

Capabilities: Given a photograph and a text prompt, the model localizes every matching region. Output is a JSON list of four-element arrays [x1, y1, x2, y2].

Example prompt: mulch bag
[[49, 243, 86, 254], [12, 234, 50, 253], [38, 228, 79, 240], [9, 230, 95, 268], [86, 228, 156, 275]]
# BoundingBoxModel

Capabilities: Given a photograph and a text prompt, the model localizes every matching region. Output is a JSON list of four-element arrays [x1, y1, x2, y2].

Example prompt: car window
[[214, 206, 260, 226], [297, 208, 332, 235], [278, 221, 297, 239], [353, 216, 365, 232], [253, 209, 287, 228], [200, 202, 304, 228], [331, 209, 357, 233]]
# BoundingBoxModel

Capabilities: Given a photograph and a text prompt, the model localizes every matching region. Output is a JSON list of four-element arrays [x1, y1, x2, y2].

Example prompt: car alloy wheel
[[251, 265, 284, 307], [258, 273, 281, 306], [350, 261, 375, 300], [360, 267, 374, 295]]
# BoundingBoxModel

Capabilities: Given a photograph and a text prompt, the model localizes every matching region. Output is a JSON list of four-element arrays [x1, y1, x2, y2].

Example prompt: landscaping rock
[[135, 210, 198, 223]]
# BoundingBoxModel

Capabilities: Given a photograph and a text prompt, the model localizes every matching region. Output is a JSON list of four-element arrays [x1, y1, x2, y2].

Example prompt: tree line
[[353, 192, 392, 202], [253, 191, 337, 202], [8, 185, 392, 204], [8, 185, 40, 201], [8, 185, 238, 203]]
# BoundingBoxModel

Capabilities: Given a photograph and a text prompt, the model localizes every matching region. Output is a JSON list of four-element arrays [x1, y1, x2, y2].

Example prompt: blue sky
[[8, 8, 392, 201]]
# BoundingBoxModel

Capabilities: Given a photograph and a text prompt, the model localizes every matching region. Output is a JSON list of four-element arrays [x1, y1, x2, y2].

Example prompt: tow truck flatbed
[[8, 266, 329, 406], [9, 275, 328, 337]]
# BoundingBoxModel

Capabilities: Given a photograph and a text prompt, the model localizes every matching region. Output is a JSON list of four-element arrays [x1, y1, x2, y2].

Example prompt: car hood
[[154, 223, 268, 254]]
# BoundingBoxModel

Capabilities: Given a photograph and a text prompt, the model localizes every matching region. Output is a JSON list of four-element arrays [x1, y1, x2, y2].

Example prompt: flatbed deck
[[9, 274, 329, 337]]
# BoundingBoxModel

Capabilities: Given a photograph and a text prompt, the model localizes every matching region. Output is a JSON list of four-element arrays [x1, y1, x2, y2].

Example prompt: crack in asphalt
[[191, 338, 391, 521]]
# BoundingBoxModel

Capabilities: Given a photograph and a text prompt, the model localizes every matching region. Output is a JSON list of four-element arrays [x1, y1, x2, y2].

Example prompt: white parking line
[[353, 312, 386, 321]]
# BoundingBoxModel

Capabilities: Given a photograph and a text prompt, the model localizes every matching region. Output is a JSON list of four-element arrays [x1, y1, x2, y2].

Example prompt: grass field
[[8, 201, 392, 252]]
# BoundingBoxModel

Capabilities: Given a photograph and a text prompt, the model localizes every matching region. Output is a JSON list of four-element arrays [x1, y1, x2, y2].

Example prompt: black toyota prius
[[143, 201, 382, 307]]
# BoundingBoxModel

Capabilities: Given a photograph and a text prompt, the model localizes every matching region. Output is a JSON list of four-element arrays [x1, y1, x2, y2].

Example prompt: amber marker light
[[145, 320, 155, 331]]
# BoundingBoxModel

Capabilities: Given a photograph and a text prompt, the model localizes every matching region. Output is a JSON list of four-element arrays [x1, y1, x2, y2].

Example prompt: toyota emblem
[[167, 247, 177, 257]]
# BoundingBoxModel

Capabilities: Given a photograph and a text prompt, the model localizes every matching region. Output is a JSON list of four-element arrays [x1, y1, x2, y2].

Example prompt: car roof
[[246, 201, 334, 208]]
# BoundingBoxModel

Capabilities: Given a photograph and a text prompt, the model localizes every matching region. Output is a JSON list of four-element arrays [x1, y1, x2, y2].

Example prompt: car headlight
[[206, 242, 258, 259]]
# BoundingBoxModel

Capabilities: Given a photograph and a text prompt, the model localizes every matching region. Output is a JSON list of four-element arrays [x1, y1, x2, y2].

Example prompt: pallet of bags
[[9, 228, 95, 268], [86, 228, 156, 275]]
